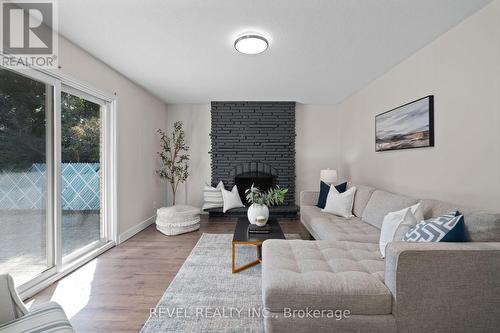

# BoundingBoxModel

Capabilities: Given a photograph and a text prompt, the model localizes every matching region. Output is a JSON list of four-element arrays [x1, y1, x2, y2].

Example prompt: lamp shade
[[320, 169, 338, 184]]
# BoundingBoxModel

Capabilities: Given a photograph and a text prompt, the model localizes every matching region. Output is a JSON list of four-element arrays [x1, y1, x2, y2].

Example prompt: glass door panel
[[60, 91, 104, 259], [0, 68, 54, 285]]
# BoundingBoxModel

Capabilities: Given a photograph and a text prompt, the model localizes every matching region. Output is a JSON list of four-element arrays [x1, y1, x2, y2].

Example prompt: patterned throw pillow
[[403, 211, 467, 242]]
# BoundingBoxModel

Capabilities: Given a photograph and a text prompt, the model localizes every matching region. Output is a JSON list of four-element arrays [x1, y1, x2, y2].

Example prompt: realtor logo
[[1, 0, 58, 68]]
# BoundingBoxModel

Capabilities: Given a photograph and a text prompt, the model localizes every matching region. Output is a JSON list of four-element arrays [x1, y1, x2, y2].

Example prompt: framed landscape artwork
[[375, 95, 434, 152]]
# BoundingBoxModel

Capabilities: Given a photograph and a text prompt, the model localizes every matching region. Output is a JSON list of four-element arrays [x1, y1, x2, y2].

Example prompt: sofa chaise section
[[262, 239, 396, 332]]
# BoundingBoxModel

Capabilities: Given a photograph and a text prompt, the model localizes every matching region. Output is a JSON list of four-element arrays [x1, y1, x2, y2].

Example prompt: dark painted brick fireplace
[[210, 101, 296, 207]]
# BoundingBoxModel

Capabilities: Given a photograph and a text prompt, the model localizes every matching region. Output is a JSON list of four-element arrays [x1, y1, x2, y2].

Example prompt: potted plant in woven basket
[[245, 184, 288, 225]]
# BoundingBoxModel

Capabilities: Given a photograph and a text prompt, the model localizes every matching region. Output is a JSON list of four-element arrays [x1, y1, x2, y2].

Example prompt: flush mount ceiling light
[[234, 34, 269, 54]]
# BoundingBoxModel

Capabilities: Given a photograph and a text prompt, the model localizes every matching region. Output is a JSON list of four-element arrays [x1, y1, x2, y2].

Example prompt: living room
[[1, 0, 499, 332]]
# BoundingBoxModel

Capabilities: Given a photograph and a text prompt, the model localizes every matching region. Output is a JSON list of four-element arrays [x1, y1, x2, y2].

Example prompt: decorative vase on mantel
[[247, 203, 269, 225]]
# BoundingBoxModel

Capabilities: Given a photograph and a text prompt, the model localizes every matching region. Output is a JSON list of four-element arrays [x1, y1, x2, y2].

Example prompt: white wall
[[337, 0, 500, 211], [296, 104, 340, 201], [58, 36, 169, 236], [163, 104, 211, 207]]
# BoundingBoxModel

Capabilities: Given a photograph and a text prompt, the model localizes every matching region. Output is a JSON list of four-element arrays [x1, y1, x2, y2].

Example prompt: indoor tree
[[157, 121, 190, 205]]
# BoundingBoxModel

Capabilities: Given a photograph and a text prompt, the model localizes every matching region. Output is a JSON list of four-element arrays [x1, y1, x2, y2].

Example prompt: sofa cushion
[[348, 183, 376, 217], [362, 190, 418, 229], [313, 216, 381, 244], [420, 199, 463, 219], [421, 199, 500, 242], [300, 205, 333, 238], [463, 211, 500, 242], [262, 239, 391, 315], [301, 206, 380, 243]]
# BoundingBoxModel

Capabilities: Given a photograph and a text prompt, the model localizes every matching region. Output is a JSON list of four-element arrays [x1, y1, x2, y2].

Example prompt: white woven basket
[[155, 205, 201, 236]]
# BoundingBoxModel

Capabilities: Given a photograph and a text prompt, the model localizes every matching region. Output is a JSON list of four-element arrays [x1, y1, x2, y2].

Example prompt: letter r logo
[[1, 1, 53, 54]]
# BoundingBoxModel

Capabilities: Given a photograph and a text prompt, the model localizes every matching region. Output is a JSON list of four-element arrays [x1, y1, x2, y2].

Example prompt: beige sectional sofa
[[262, 183, 500, 333]]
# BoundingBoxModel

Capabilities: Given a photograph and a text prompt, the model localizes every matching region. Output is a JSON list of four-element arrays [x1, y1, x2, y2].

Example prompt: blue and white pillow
[[403, 211, 467, 242]]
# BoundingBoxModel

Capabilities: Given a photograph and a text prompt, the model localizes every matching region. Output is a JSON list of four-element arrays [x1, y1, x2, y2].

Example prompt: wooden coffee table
[[232, 217, 285, 273]]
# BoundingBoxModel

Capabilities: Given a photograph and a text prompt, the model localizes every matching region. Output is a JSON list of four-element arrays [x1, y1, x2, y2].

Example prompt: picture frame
[[375, 95, 434, 152]]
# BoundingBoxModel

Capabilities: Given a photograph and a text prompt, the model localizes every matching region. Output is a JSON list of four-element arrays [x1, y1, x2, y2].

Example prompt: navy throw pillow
[[316, 181, 347, 209], [441, 215, 467, 242]]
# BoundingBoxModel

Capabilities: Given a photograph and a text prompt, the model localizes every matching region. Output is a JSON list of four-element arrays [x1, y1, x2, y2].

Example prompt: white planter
[[247, 204, 269, 225]]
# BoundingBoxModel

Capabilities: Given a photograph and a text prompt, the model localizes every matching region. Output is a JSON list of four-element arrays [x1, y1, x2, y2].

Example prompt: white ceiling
[[58, 0, 491, 104]]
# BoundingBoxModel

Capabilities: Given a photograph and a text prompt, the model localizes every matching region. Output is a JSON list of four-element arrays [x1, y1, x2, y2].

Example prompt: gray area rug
[[141, 233, 299, 333]]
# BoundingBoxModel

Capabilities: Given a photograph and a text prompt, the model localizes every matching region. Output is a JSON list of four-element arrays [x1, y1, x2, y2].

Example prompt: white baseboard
[[118, 215, 156, 244]]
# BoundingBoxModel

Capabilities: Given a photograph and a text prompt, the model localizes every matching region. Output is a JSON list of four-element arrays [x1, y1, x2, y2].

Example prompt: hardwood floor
[[29, 215, 307, 333]]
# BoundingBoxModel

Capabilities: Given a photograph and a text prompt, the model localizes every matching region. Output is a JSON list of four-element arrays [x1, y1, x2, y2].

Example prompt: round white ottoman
[[156, 205, 201, 236]]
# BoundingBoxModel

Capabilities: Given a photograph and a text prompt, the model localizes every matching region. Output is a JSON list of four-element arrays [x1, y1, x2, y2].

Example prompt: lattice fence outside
[[0, 163, 100, 211]]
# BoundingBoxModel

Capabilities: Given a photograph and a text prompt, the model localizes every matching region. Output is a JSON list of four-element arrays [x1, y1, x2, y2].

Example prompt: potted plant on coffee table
[[245, 184, 288, 225]]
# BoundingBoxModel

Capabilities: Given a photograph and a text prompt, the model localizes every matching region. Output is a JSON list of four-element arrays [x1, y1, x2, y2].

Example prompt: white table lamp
[[320, 169, 338, 184]]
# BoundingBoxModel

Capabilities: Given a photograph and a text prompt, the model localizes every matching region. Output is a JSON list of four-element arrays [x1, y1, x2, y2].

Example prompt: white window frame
[[0, 55, 118, 299], [60, 84, 113, 265]]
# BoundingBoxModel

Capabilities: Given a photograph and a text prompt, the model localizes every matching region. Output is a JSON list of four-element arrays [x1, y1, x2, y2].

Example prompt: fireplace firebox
[[235, 171, 276, 206]]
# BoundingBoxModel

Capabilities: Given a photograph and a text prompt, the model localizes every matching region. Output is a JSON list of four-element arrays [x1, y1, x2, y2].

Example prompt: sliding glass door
[[60, 89, 106, 260], [0, 67, 55, 285], [0, 63, 115, 295]]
